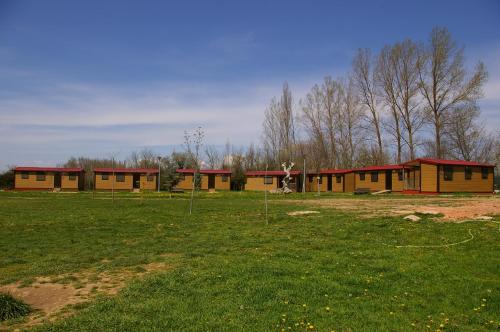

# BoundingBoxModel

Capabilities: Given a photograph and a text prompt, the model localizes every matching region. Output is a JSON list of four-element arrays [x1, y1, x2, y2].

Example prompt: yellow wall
[[331, 175, 344, 192], [15, 172, 54, 189], [95, 173, 133, 190], [140, 174, 157, 191], [421, 164, 437, 192], [439, 166, 493, 193], [245, 176, 278, 191], [354, 171, 387, 192], [176, 174, 230, 190], [391, 170, 404, 192], [307, 174, 327, 192], [61, 174, 79, 190], [344, 173, 355, 192]]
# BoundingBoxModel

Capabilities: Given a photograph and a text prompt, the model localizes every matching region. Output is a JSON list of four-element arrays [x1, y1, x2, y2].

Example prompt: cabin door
[[385, 171, 392, 190], [54, 173, 61, 188], [208, 175, 216, 189], [327, 175, 332, 191], [133, 174, 140, 189]]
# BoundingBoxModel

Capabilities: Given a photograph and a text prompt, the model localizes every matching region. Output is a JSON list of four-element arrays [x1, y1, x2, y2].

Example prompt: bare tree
[[338, 78, 363, 168], [301, 83, 328, 168], [184, 126, 204, 215], [444, 104, 497, 162], [352, 48, 384, 163], [204, 145, 222, 169], [376, 45, 404, 163], [417, 27, 487, 158]]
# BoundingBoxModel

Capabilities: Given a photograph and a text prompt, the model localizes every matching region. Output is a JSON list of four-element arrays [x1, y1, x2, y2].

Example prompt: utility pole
[[157, 156, 161, 193], [112, 157, 115, 203]]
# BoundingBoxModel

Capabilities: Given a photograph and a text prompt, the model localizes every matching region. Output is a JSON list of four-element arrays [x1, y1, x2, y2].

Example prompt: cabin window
[[336, 176, 341, 183], [290, 177, 296, 183], [178, 174, 185, 180], [464, 166, 472, 180], [443, 166, 453, 181], [36, 172, 46, 181], [102, 174, 109, 180], [21, 172, 29, 179], [147, 175, 154, 182], [309, 175, 314, 183], [359, 173, 365, 181], [481, 167, 489, 180], [221, 175, 228, 182], [116, 174, 125, 182], [371, 172, 378, 182], [317, 176, 322, 184], [68, 174, 76, 181], [397, 170, 403, 181], [264, 176, 273, 184]]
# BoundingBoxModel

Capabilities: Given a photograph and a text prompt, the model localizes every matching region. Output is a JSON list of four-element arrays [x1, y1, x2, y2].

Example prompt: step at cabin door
[[385, 170, 392, 190], [54, 173, 61, 188], [208, 175, 216, 189]]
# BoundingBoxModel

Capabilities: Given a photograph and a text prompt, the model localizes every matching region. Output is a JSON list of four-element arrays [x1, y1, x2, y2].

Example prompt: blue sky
[[0, 0, 499, 170]]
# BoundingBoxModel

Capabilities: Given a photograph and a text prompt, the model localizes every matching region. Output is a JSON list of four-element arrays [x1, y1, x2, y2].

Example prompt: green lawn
[[0, 191, 498, 331]]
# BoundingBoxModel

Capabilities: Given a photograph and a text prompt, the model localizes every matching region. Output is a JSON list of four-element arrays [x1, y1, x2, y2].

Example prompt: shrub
[[0, 293, 31, 321]]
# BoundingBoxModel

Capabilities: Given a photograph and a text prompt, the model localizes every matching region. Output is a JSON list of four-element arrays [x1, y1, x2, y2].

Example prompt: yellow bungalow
[[317, 169, 355, 193], [14, 167, 85, 191], [175, 169, 231, 191], [352, 165, 404, 193], [245, 170, 302, 192], [402, 158, 495, 194], [94, 168, 158, 191]]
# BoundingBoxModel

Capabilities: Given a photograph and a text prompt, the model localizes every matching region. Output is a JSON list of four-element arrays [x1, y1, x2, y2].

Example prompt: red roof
[[320, 169, 353, 175], [15, 167, 84, 172], [176, 169, 232, 175], [403, 158, 495, 167], [246, 170, 301, 176], [94, 168, 159, 174], [353, 164, 403, 172]]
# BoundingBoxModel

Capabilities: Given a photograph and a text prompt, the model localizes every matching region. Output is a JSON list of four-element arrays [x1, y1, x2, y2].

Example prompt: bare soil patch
[[284, 196, 500, 221], [0, 260, 175, 329]]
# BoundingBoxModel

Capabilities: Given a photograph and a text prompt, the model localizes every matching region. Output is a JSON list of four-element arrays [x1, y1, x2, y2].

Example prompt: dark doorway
[[385, 170, 392, 190], [54, 173, 61, 188], [327, 175, 332, 191], [133, 174, 140, 189], [208, 175, 215, 189]]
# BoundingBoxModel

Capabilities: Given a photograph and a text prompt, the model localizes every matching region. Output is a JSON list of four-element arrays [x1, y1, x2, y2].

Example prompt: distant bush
[[0, 293, 31, 321]]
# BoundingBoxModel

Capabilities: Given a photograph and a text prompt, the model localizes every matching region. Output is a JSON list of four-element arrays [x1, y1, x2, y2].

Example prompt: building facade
[[94, 168, 158, 191], [14, 167, 85, 191], [175, 169, 231, 191]]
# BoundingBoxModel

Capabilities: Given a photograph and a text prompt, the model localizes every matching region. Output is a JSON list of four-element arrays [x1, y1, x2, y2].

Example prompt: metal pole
[[265, 164, 268, 225], [112, 157, 115, 203], [157, 157, 161, 193]]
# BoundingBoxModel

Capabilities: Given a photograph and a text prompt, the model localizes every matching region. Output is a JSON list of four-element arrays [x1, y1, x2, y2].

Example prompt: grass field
[[0, 191, 498, 331]]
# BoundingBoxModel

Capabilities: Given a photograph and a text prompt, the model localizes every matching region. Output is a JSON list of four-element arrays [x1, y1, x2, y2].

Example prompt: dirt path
[[283, 196, 500, 221]]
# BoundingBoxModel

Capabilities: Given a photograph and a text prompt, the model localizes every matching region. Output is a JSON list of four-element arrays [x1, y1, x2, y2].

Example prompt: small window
[[264, 176, 273, 184], [336, 176, 341, 183], [464, 166, 472, 180], [68, 174, 76, 181], [116, 174, 125, 182], [481, 167, 489, 180], [102, 174, 109, 180], [359, 173, 365, 181], [221, 175, 228, 182], [443, 166, 453, 181], [179, 174, 185, 181], [397, 170, 403, 181], [21, 172, 29, 179], [309, 175, 314, 183], [371, 172, 378, 182], [36, 172, 46, 181], [147, 175, 154, 182], [317, 176, 322, 184]]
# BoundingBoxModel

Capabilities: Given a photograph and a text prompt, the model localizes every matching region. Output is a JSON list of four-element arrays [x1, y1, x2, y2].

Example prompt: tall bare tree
[[204, 145, 222, 169], [301, 84, 328, 168], [417, 27, 487, 158], [352, 48, 384, 163]]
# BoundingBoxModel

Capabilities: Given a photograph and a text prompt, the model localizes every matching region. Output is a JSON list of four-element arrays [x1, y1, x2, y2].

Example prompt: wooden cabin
[[245, 170, 302, 192], [352, 165, 404, 193], [175, 169, 231, 191], [317, 169, 355, 192], [94, 168, 158, 191], [402, 158, 495, 194], [14, 167, 85, 191]]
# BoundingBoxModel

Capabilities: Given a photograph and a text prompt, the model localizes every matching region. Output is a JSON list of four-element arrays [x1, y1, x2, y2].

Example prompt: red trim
[[94, 168, 159, 174], [246, 170, 301, 176], [320, 169, 352, 175], [15, 167, 84, 172], [352, 164, 403, 172], [403, 158, 495, 167], [176, 169, 232, 175]]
